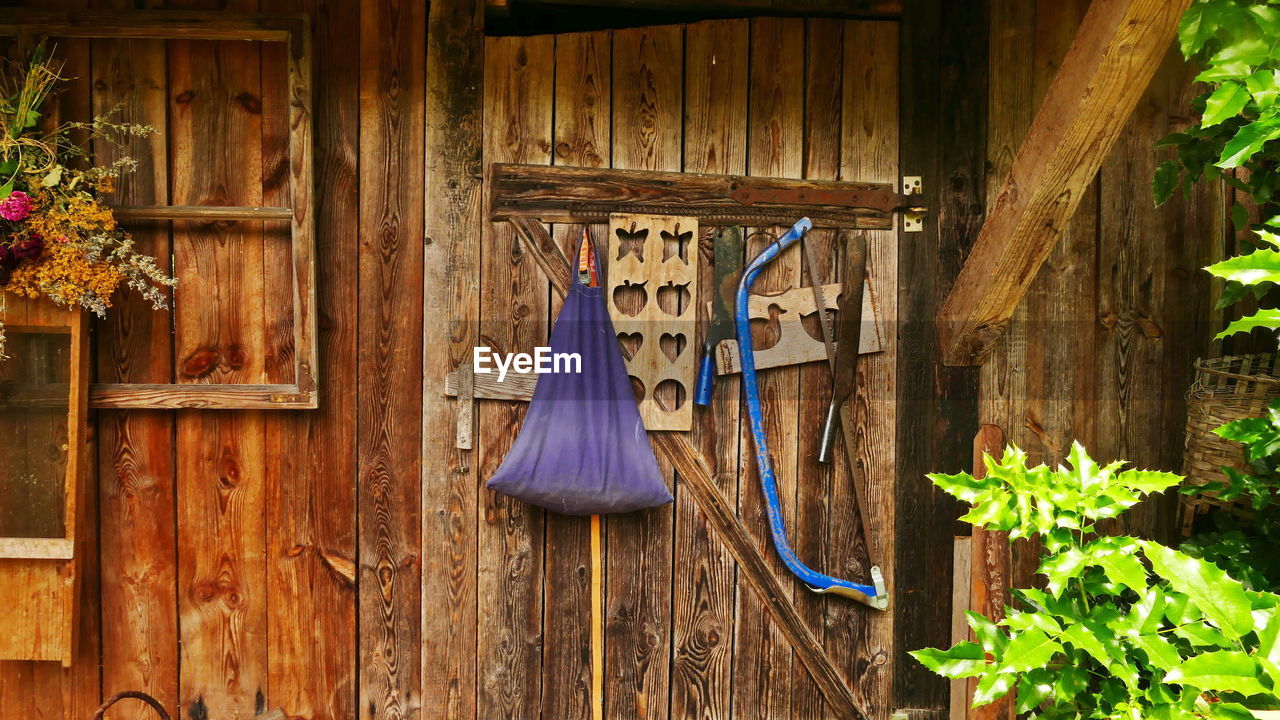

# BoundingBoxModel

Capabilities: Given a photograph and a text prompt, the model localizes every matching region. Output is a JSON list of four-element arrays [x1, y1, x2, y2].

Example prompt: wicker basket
[[1180, 354, 1280, 534]]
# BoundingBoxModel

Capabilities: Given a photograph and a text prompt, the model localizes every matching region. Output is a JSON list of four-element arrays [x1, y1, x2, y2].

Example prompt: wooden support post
[[968, 424, 1011, 720], [950, 536, 972, 720], [936, 0, 1192, 366]]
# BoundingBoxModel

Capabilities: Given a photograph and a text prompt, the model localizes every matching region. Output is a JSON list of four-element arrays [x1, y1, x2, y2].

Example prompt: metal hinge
[[902, 176, 924, 233]]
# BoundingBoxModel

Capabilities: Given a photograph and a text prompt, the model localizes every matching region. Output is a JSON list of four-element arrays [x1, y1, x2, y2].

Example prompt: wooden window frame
[[0, 9, 318, 410]]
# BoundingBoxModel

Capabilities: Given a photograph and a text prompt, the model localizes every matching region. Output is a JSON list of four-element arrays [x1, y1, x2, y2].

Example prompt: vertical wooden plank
[[837, 19, 899, 720], [261, 1, 359, 719], [423, 1, 483, 720], [477, 33, 552, 720], [90, 20, 180, 720], [1158, 54, 1221, 489], [977, 0, 1033, 461], [734, 17, 803, 720], [169, 19, 269, 719], [948, 537, 971, 720], [793, 16, 843, 720], [607, 24, 681, 720], [360, 1, 426, 719], [543, 29, 610, 720], [674, 18, 747, 720], [1096, 48, 1172, 537], [896, 0, 987, 712]]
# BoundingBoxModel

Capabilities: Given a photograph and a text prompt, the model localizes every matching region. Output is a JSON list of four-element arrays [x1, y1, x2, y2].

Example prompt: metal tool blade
[[707, 226, 744, 350], [695, 226, 744, 406]]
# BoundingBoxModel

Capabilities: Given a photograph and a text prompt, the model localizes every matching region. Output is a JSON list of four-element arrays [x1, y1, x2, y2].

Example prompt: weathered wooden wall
[[0, 2, 1223, 720], [979, 0, 1221, 580]]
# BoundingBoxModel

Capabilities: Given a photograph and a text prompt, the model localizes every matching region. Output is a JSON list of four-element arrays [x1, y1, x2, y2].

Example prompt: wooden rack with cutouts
[[607, 213, 699, 431]]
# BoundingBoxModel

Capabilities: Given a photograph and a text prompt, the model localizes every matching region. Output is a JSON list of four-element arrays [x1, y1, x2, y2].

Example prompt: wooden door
[[466, 18, 900, 720]]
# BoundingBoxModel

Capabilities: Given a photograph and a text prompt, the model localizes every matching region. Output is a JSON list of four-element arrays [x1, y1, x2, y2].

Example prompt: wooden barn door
[[472, 18, 899, 720]]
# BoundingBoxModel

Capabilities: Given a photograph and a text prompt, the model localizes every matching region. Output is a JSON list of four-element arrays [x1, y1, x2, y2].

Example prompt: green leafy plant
[[1155, 0, 1280, 335], [911, 443, 1280, 719]]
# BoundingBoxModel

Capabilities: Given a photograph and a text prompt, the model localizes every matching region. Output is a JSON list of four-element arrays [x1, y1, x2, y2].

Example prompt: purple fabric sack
[[484, 247, 672, 516]]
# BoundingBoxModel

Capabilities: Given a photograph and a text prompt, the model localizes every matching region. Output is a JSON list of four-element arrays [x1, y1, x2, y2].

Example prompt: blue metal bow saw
[[708, 217, 887, 609]]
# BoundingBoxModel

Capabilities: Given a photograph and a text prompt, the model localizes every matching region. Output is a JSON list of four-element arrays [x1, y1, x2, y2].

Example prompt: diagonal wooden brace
[[506, 217, 872, 720]]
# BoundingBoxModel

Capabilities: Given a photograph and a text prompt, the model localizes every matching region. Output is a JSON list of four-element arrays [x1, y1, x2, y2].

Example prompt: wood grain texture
[[794, 19, 844, 720], [896, 0, 987, 713], [734, 18, 804, 720], [832, 19, 900, 720], [477, 33, 552, 720], [166, 7, 270, 716], [359, 1, 426, 719], [422, 5, 483, 719], [938, 0, 1194, 366], [606, 24, 681, 720], [542, 29, 610, 720], [673, 21, 747, 720], [89, 16, 179, 717], [489, 163, 902, 229], [949, 537, 971, 720], [262, 1, 358, 718]]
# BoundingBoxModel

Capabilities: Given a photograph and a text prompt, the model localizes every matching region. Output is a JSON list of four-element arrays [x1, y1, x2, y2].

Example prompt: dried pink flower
[[0, 191, 33, 222]]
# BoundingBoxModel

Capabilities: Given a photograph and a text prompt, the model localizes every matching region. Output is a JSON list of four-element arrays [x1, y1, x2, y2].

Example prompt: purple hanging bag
[[485, 232, 672, 515]]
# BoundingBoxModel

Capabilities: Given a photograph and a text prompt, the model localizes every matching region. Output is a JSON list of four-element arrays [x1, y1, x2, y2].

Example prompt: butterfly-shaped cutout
[[661, 225, 693, 264], [615, 224, 649, 262]]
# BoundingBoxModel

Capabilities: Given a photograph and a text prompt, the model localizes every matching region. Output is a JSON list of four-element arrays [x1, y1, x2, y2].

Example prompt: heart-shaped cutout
[[659, 332, 686, 363], [617, 332, 643, 361], [653, 379, 686, 412]]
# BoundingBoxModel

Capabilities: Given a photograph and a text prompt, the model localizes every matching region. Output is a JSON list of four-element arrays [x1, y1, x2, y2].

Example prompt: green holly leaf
[[910, 642, 987, 679], [1000, 628, 1062, 672], [1014, 668, 1054, 714], [1215, 308, 1280, 339], [1155, 159, 1183, 205], [966, 611, 1008, 657], [1061, 622, 1109, 666], [1039, 548, 1088, 597], [1131, 632, 1181, 671], [971, 670, 1015, 708], [1164, 651, 1269, 696], [1206, 248, 1280, 285], [1001, 610, 1062, 635], [1143, 542, 1253, 640], [1218, 117, 1280, 168], [1203, 81, 1251, 126], [1209, 702, 1262, 720]]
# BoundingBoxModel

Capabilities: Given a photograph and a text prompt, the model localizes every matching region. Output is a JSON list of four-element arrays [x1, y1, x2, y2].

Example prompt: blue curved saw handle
[[737, 217, 886, 609], [694, 351, 716, 406]]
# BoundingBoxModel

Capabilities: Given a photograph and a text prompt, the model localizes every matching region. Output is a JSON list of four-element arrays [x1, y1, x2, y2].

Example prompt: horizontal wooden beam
[[112, 205, 294, 222], [0, 9, 303, 42], [89, 383, 316, 410], [490, 163, 919, 229], [502, 0, 900, 17], [936, 0, 1191, 366]]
